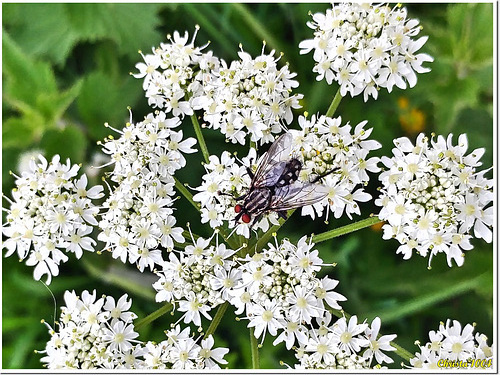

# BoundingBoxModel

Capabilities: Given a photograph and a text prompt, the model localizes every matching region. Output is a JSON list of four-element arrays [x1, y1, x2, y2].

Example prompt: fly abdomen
[[244, 188, 272, 214], [275, 158, 302, 187]]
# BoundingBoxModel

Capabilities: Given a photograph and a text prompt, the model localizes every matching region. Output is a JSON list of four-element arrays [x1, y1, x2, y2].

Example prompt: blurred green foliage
[[2, 3, 493, 369]]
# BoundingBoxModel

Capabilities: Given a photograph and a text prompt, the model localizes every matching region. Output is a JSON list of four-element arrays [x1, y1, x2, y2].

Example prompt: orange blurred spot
[[397, 96, 410, 110], [400, 108, 426, 134], [371, 221, 385, 232]]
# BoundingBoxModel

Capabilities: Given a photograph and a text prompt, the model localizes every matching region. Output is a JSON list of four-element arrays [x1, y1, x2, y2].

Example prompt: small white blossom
[[39, 290, 229, 369]]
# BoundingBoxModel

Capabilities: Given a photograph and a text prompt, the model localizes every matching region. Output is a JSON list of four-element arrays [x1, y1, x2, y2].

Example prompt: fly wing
[[252, 133, 293, 188], [269, 182, 329, 211]]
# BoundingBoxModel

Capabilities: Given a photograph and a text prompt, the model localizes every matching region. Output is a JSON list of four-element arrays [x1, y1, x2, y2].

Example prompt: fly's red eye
[[235, 204, 242, 213], [242, 213, 251, 223]]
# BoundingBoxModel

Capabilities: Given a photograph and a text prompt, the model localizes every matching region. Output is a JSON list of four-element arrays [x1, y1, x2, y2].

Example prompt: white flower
[[133, 27, 213, 116], [376, 133, 493, 267], [409, 319, 493, 368], [99, 111, 192, 269], [192, 44, 303, 145], [39, 290, 229, 369], [300, 3, 433, 101], [247, 300, 284, 340], [362, 317, 397, 364], [102, 320, 139, 353], [153, 231, 239, 327], [178, 292, 213, 326], [330, 316, 369, 356], [103, 294, 137, 323], [198, 335, 229, 368], [231, 235, 345, 348], [2, 155, 102, 284]]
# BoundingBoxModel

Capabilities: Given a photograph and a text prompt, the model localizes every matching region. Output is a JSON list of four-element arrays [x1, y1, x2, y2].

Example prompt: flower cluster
[[133, 27, 218, 117], [98, 111, 196, 271], [231, 236, 346, 346], [299, 3, 433, 101], [193, 115, 381, 237], [410, 319, 493, 369], [39, 290, 229, 369], [292, 114, 381, 221], [153, 231, 240, 326], [2, 155, 103, 284], [192, 45, 303, 145], [375, 133, 493, 267], [294, 315, 396, 369]]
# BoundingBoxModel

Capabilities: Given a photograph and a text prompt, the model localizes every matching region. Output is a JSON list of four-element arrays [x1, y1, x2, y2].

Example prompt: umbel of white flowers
[[299, 2, 433, 101], [38, 290, 229, 369], [376, 133, 493, 267]]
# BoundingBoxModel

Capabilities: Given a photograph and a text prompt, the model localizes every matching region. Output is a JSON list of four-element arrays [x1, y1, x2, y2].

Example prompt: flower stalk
[[134, 303, 173, 331], [190, 112, 210, 163], [325, 87, 342, 117], [312, 216, 382, 243], [250, 327, 260, 369]]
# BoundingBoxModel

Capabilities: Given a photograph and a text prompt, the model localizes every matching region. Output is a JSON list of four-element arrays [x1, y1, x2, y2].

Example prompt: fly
[[233, 132, 333, 226]]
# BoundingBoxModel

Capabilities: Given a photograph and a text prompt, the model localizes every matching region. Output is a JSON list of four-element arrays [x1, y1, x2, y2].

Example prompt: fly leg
[[311, 167, 338, 183], [277, 210, 288, 220]]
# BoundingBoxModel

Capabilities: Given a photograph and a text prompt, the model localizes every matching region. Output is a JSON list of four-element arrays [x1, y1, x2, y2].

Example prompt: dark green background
[[2, 3, 494, 369]]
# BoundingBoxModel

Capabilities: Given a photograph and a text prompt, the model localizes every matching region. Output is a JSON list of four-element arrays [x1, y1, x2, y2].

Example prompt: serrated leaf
[[40, 124, 87, 164], [3, 4, 78, 66], [65, 3, 163, 57], [3, 4, 163, 65]]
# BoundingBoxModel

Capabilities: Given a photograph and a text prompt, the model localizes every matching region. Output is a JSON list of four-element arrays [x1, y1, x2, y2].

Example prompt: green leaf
[[3, 4, 163, 65], [3, 4, 78, 66], [2, 117, 40, 149], [64, 4, 164, 59], [3, 30, 83, 132], [77, 71, 142, 140], [2, 30, 58, 108], [40, 124, 87, 164], [447, 3, 493, 69]]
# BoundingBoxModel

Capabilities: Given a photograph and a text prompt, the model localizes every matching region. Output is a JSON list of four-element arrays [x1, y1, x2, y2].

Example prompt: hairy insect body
[[234, 133, 331, 226]]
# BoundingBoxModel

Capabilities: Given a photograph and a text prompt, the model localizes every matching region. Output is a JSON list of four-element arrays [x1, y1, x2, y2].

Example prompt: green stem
[[249, 327, 260, 369], [134, 303, 173, 331], [312, 216, 382, 243], [205, 302, 229, 337], [390, 341, 415, 363], [81, 259, 155, 300], [190, 113, 210, 164], [231, 3, 286, 58], [174, 176, 200, 212], [325, 87, 343, 118]]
